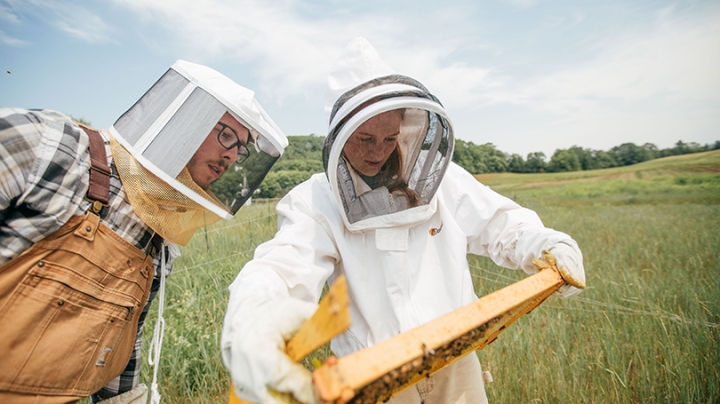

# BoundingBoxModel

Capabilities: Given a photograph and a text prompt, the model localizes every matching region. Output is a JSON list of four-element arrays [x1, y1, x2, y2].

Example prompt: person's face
[[186, 112, 250, 191], [343, 110, 402, 177]]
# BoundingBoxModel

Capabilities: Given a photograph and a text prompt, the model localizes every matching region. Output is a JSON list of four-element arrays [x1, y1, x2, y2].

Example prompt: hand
[[225, 296, 320, 403], [549, 241, 586, 298]]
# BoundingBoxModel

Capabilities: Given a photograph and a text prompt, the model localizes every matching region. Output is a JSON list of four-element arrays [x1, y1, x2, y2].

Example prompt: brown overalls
[[0, 127, 157, 403]]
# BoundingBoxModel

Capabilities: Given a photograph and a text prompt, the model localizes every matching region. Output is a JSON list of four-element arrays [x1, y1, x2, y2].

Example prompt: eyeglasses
[[215, 122, 251, 164]]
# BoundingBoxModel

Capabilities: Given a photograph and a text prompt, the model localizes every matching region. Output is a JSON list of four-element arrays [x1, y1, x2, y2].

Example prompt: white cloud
[[113, 0, 346, 95], [105, 0, 720, 154], [1, 0, 115, 44], [0, 29, 28, 46], [0, 2, 20, 24], [0, 1, 29, 45], [115, 0, 505, 117], [112, 0, 458, 103], [50, 2, 115, 43], [54, 17, 114, 44], [439, 3, 720, 155], [497, 5, 718, 110]]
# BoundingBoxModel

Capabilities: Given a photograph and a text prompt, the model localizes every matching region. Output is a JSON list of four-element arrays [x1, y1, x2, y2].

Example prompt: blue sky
[[1, 0, 718, 158]]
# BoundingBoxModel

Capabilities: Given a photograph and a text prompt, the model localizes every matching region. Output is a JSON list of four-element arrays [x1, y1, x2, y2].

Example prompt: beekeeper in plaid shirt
[[0, 60, 287, 404]]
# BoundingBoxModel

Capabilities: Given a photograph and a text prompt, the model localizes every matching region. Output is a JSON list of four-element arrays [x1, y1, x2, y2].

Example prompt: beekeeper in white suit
[[222, 37, 586, 404]]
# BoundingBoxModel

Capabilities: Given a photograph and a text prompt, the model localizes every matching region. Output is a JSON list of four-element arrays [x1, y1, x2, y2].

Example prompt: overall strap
[[80, 125, 111, 214], [79, 125, 165, 256]]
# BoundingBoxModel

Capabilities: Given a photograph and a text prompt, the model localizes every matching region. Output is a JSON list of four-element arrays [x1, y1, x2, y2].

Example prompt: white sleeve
[[444, 163, 579, 275], [221, 186, 339, 363]]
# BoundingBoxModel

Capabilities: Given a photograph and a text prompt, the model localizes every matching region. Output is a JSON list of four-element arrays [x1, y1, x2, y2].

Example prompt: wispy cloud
[[0, 29, 28, 46], [115, 0, 342, 94], [476, 4, 720, 115], [2, 0, 716, 155], [115, 0, 719, 122], [112, 0, 493, 107], [108, 0, 719, 153], [52, 8, 115, 44], [467, 3, 720, 154], [0, 2, 20, 24], [1, 0, 115, 44], [113, 0, 423, 101], [0, 1, 28, 46]]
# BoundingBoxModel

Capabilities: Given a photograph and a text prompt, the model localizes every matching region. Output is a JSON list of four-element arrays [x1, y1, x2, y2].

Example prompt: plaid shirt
[[0, 108, 174, 401]]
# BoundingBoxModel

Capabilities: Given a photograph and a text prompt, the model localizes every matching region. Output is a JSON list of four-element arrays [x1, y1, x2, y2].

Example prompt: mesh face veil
[[323, 39, 454, 229], [108, 60, 287, 244]]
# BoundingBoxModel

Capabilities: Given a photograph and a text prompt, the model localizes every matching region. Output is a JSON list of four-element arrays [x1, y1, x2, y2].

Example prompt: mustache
[[215, 159, 231, 170]]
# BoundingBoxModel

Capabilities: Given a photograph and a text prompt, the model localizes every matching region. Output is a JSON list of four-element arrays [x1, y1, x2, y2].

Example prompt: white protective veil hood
[[323, 38, 455, 231], [109, 60, 288, 220]]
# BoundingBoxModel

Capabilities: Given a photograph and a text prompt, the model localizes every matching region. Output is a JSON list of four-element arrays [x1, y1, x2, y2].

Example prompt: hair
[[381, 146, 419, 208]]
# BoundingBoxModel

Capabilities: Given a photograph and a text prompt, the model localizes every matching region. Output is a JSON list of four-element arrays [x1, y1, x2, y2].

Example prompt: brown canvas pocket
[[0, 215, 153, 396], [0, 275, 133, 395]]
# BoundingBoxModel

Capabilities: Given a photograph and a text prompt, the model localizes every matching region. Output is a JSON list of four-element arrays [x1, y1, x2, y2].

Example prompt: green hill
[[248, 135, 720, 203], [474, 150, 720, 206]]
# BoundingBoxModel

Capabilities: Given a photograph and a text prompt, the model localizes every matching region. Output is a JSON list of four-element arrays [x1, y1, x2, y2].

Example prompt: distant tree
[[567, 146, 595, 170], [685, 141, 704, 153], [256, 170, 314, 198], [609, 143, 651, 166], [525, 152, 547, 173], [507, 153, 527, 173], [642, 143, 659, 160], [671, 140, 691, 155], [591, 150, 617, 169], [272, 159, 324, 173], [279, 135, 325, 163], [547, 149, 582, 172], [211, 134, 326, 201], [657, 140, 714, 157], [479, 143, 508, 173], [452, 140, 475, 173], [713, 140, 720, 150], [452, 140, 507, 174], [211, 150, 279, 204]]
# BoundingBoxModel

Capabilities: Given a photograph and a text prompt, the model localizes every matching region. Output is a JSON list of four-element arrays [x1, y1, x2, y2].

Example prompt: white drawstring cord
[[148, 241, 167, 404]]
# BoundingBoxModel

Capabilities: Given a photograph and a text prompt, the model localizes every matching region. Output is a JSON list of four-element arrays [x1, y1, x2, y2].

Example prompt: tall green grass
[[474, 202, 719, 403], [135, 152, 718, 403], [135, 201, 278, 403]]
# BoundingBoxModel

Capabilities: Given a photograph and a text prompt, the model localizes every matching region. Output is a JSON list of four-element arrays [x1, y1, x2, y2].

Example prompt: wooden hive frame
[[231, 252, 573, 404], [313, 252, 567, 403]]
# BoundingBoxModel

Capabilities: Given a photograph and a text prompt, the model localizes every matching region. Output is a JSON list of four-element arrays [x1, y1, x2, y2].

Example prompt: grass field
[[137, 150, 720, 403]]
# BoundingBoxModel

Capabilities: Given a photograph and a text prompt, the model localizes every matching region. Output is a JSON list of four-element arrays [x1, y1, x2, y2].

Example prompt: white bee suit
[[222, 38, 585, 404]]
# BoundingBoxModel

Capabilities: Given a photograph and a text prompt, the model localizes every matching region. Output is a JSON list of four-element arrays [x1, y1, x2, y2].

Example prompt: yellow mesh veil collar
[[108, 134, 224, 245]]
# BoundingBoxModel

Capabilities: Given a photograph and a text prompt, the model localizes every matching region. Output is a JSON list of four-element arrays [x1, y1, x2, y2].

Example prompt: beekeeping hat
[[323, 38, 454, 229], [108, 60, 287, 244]]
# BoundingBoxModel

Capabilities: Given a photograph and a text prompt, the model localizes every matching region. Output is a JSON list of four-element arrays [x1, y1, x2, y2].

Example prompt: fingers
[[554, 283, 583, 298], [269, 359, 319, 404], [549, 242, 586, 290]]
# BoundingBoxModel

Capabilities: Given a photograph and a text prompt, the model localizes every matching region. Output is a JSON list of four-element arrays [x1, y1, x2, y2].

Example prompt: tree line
[[454, 139, 720, 174], [251, 135, 719, 198]]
